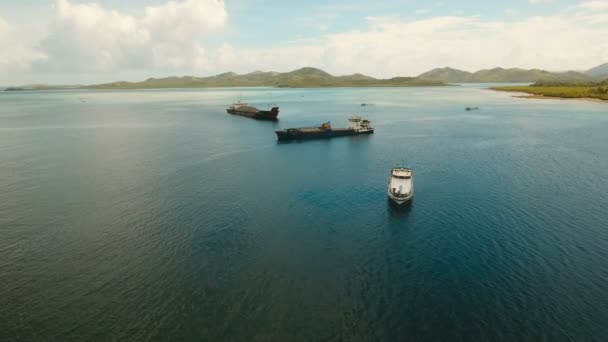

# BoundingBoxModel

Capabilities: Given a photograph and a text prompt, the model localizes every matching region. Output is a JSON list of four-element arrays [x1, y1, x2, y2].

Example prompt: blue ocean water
[[1, 86, 607, 341]]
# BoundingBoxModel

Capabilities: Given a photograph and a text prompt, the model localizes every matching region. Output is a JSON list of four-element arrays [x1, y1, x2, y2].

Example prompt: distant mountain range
[[6, 63, 608, 91], [84, 67, 444, 89], [418, 63, 608, 83], [585, 63, 608, 78]]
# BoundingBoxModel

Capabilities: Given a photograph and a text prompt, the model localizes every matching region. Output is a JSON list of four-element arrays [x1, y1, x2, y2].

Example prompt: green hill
[[86, 67, 444, 89], [416, 67, 473, 83], [585, 63, 608, 79], [538, 71, 594, 83], [418, 67, 593, 83], [492, 79, 608, 101], [470, 68, 549, 82]]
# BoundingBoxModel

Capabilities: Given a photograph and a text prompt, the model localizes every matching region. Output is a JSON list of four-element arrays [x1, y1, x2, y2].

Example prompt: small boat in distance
[[275, 117, 374, 141], [388, 167, 414, 205], [227, 102, 279, 120], [465, 107, 480, 111]]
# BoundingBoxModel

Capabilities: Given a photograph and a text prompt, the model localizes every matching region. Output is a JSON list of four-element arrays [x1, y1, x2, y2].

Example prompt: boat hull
[[227, 107, 279, 121], [388, 191, 413, 205], [275, 129, 374, 141]]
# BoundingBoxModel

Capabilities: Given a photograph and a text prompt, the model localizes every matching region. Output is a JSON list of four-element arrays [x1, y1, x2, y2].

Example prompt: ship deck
[[293, 128, 353, 132], [389, 177, 412, 195], [392, 168, 412, 178]]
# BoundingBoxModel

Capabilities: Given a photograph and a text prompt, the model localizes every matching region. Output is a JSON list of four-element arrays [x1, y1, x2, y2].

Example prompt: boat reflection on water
[[388, 197, 413, 216]]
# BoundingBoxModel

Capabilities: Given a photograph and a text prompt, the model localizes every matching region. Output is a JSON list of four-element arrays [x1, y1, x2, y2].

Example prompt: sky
[[1, 0, 607, 84]]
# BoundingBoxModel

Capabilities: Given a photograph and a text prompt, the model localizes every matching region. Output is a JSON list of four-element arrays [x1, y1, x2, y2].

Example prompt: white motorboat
[[388, 167, 413, 205]]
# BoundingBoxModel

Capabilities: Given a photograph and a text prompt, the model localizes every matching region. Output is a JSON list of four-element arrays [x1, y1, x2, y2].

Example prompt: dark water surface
[[1, 86, 607, 341]]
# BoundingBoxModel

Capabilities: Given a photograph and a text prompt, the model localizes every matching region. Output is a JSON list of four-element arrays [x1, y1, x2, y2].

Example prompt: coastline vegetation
[[492, 80, 608, 101]]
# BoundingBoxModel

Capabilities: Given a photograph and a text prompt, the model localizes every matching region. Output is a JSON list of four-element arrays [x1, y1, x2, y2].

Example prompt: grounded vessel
[[227, 102, 279, 120], [388, 167, 414, 205], [275, 117, 374, 141]]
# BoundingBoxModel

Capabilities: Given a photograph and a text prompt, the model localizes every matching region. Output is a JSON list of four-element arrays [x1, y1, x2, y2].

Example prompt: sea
[[1, 85, 607, 341]]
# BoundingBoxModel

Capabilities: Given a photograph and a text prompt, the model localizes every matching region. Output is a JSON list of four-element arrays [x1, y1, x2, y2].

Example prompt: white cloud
[[229, 3, 608, 77], [0, 15, 46, 72], [38, 0, 227, 72], [573, 0, 608, 24], [3, 0, 608, 82], [576, 0, 608, 10]]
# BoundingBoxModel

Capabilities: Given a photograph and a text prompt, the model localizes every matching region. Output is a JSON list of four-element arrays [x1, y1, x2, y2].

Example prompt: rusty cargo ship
[[227, 102, 279, 121], [275, 117, 374, 141]]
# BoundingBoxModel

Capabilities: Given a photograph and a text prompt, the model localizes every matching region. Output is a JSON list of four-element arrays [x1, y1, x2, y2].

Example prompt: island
[[491, 80, 608, 101], [418, 67, 598, 83], [3, 85, 80, 91], [85, 64, 608, 89], [4, 68, 447, 91], [7, 63, 608, 91], [85, 68, 446, 89]]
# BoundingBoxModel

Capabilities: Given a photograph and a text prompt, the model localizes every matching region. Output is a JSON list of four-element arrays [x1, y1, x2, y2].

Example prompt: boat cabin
[[348, 116, 374, 133], [391, 168, 412, 179], [389, 167, 413, 199]]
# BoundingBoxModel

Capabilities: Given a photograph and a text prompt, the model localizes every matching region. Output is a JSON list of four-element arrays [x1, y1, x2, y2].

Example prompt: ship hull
[[226, 108, 279, 121], [388, 191, 413, 205], [275, 129, 373, 141]]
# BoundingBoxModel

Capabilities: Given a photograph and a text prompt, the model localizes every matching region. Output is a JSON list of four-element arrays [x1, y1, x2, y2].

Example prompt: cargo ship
[[227, 102, 279, 120], [275, 117, 374, 141]]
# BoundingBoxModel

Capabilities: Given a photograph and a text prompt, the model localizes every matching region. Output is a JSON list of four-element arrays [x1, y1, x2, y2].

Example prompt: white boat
[[347, 116, 374, 134], [388, 167, 414, 205]]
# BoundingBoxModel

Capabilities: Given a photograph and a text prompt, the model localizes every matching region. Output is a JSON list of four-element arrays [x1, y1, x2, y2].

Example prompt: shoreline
[[491, 89, 607, 104], [513, 94, 607, 103]]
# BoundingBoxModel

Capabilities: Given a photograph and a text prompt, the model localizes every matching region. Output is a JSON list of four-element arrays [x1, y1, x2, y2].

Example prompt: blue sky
[[1, 0, 607, 84]]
